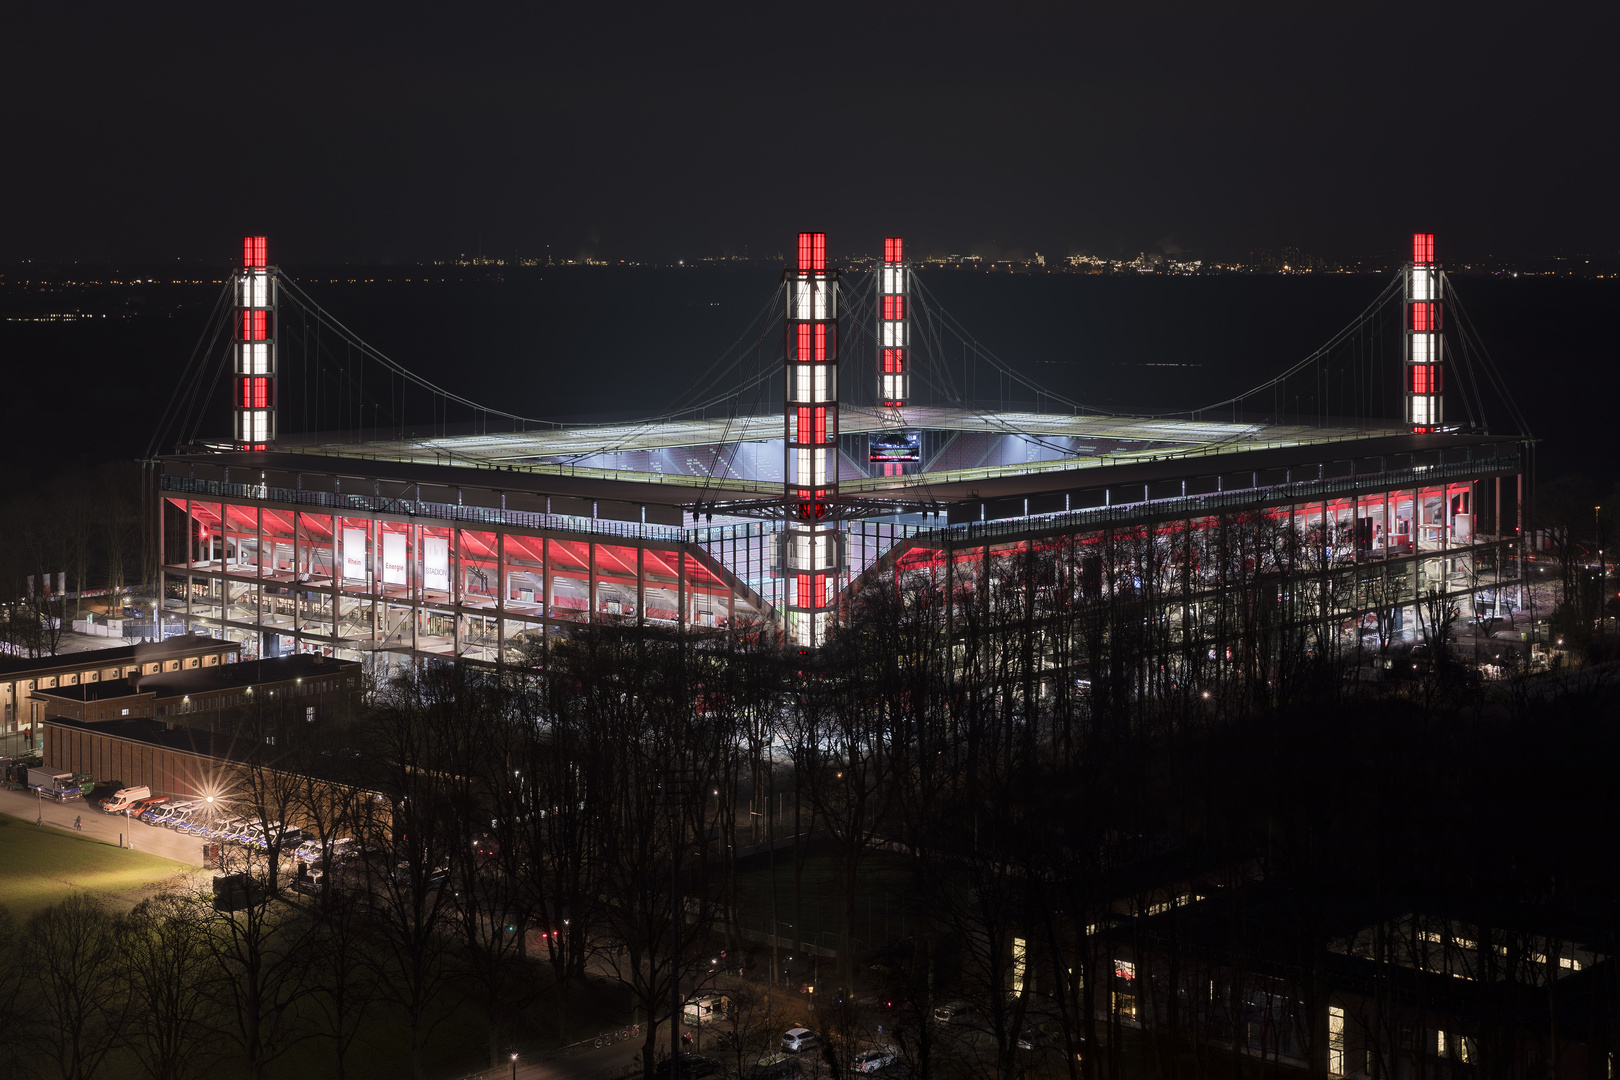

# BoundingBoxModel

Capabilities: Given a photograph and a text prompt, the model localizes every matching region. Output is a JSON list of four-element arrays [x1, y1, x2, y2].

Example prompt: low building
[[0, 635, 241, 755], [28, 653, 362, 734], [42, 714, 381, 839]]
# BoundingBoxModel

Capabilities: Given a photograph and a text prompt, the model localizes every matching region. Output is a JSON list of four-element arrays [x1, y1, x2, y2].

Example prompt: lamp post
[[1597, 506, 1606, 636], [510, 1053, 518, 1080]]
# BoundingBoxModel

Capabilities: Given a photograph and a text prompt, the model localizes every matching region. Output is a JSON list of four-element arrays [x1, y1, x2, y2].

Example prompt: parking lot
[[0, 784, 205, 865]]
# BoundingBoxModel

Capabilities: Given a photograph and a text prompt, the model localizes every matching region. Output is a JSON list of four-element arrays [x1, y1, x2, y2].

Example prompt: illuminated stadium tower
[[879, 237, 909, 408], [783, 231, 840, 649], [1406, 232, 1442, 433], [235, 236, 277, 450], [153, 228, 1527, 669]]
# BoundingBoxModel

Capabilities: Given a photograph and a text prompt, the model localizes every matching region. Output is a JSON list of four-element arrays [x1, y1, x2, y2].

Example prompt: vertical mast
[[783, 232, 840, 649], [1406, 232, 1442, 433], [235, 236, 277, 450], [879, 237, 909, 408]]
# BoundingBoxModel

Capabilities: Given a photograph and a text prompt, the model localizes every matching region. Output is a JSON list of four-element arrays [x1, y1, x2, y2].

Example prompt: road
[[0, 787, 204, 865]]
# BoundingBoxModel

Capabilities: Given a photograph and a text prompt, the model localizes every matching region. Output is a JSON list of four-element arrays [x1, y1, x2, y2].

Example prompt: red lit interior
[[239, 377, 271, 408], [795, 573, 828, 607], [884, 237, 903, 263], [798, 232, 827, 272], [1412, 233, 1434, 264], [1409, 364, 1441, 394]]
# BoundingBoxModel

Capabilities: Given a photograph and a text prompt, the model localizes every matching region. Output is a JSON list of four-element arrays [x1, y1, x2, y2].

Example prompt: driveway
[[0, 787, 204, 865]]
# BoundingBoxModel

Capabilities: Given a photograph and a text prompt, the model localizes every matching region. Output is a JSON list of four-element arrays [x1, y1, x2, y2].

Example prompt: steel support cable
[[656, 282, 784, 419], [703, 303, 783, 490], [1188, 272, 1406, 421], [279, 273, 787, 435], [148, 280, 233, 456], [847, 271, 1096, 458], [1438, 274, 1490, 433], [178, 301, 239, 448], [277, 275, 557, 428], [1444, 275, 1532, 437], [277, 310, 393, 440], [907, 273, 1093, 413]]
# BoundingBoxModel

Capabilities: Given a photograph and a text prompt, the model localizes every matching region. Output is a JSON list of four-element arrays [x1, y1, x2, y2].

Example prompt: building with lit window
[[156, 411, 1525, 672]]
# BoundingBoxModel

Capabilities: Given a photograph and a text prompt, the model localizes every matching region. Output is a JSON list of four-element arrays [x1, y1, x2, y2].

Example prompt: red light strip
[[1407, 233, 1440, 432], [236, 236, 275, 449]]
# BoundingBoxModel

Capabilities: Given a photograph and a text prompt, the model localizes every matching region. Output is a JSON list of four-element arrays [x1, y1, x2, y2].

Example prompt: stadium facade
[[156, 234, 1527, 671]]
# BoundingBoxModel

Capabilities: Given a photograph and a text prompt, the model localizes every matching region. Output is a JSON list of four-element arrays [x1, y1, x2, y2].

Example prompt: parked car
[[932, 1001, 971, 1024], [392, 861, 449, 887], [852, 1047, 898, 1074], [1016, 1018, 1064, 1051], [266, 826, 305, 851], [126, 795, 169, 817], [782, 1028, 820, 1054], [162, 805, 200, 829], [100, 786, 152, 814]]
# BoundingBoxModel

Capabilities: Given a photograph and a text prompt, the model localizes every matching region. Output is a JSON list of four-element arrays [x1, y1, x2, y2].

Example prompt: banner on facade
[[423, 536, 450, 593], [382, 531, 407, 587], [343, 527, 367, 582]]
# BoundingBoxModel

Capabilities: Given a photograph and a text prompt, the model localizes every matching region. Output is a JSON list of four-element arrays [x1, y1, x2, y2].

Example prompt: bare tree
[[361, 668, 468, 1080], [21, 894, 129, 1080], [305, 883, 379, 1080], [123, 891, 220, 1080], [200, 849, 315, 1080]]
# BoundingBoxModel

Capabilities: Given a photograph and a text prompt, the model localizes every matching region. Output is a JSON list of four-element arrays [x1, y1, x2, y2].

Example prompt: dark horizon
[[4, 4, 1616, 266]]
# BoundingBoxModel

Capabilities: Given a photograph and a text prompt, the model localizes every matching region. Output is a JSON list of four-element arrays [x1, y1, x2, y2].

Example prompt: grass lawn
[[0, 814, 198, 919]]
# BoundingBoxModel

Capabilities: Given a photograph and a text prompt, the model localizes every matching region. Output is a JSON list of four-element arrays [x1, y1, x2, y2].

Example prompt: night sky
[[5, 2, 1615, 265]]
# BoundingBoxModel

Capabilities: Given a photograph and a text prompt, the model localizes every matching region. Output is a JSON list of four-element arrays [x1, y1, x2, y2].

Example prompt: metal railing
[[918, 453, 1521, 547], [162, 474, 687, 543]]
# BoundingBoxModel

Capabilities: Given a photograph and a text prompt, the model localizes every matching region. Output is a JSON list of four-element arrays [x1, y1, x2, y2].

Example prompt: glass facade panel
[[299, 512, 335, 582], [458, 530, 499, 608]]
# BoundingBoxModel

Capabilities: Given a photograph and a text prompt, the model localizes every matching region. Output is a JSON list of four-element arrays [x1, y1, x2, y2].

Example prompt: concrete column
[[637, 545, 646, 628], [184, 498, 194, 629], [588, 540, 598, 624], [543, 536, 553, 617], [452, 528, 462, 658], [497, 531, 507, 666]]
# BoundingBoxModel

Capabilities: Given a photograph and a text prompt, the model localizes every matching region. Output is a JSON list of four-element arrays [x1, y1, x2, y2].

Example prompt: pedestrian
[[74, 815, 81, 831]]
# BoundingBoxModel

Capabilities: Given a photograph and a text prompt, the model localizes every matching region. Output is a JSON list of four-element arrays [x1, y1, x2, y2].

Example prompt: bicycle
[[596, 1024, 640, 1048]]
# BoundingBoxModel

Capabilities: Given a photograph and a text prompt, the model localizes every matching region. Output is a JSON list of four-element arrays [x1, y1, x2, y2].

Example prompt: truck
[[26, 768, 81, 801], [100, 786, 152, 814]]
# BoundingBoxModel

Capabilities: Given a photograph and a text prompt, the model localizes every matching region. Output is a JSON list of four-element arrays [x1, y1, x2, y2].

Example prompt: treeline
[[0, 462, 144, 657], [79, 532, 1615, 1080]]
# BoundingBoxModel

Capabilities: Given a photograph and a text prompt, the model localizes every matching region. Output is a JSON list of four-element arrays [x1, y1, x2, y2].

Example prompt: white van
[[101, 786, 152, 814], [684, 995, 732, 1026]]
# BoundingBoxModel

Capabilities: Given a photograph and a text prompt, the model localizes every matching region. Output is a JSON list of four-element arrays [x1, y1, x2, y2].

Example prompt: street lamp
[[1597, 506, 1607, 635], [510, 1053, 518, 1080]]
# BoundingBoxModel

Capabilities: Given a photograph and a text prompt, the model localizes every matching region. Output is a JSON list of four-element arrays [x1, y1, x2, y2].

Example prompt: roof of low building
[[135, 653, 359, 699], [0, 634, 240, 678]]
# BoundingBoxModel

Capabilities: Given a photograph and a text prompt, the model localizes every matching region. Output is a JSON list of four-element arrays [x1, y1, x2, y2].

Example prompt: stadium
[[152, 233, 1530, 672]]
